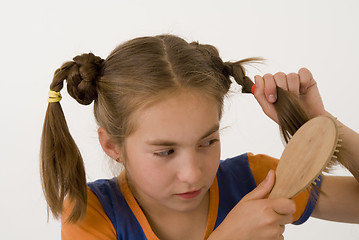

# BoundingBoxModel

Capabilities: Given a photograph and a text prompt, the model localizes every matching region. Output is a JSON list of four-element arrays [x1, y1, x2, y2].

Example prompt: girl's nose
[[176, 152, 202, 184]]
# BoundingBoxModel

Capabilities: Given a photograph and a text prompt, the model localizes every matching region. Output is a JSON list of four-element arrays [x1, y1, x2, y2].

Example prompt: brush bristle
[[309, 176, 326, 197], [311, 137, 342, 196], [322, 139, 342, 173]]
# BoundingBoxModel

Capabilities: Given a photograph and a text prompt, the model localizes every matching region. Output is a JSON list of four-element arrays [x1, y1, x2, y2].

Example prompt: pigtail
[[41, 53, 103, 223], [224, 61, 310, 143], [190, 40, 309, 142], [274, 87, 310, 143]]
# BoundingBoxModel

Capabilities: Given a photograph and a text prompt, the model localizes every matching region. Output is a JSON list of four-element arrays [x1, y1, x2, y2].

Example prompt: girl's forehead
[[128, 90, 220, 140], [140, 90, 218, 118]]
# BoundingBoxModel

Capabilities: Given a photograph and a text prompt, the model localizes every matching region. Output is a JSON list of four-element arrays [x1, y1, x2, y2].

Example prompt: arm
[[312, 175, 359, 223], [329, 115, 359, 181], [312, 116, 359, 223], [253, 68, 359, 223]]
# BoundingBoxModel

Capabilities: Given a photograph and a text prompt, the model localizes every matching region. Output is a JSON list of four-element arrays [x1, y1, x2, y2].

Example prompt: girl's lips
[[176, 189, 202, 199]]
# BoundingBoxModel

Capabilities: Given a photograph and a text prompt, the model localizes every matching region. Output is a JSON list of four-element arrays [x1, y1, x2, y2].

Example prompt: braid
[[67, 53, 103, 105], [223, 60, 258, 93], [49, 53, 103, 104], [190, 41, 232, 91]]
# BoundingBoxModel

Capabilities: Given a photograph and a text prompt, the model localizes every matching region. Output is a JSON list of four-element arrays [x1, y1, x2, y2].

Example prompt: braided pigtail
[[40, 53, 103, 223], [190, 40, 309, 142], [224, 61, 310, 143]]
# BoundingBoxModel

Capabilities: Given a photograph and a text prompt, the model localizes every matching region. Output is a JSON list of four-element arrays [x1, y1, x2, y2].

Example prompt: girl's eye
[[200, 139, 219, 147], [154, 149, 174, 157]]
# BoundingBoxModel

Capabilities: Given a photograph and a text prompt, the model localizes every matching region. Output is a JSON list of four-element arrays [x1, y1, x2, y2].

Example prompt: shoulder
[[218, 153, 279, 185], [247, 153, 279, 185], [61, 187, 117, 240], [87, 177, 127, 222], [87, 175, 150, 239]]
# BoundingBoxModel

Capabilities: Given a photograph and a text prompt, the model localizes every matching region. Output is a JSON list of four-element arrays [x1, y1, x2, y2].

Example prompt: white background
[[1, 0, 358, 239]]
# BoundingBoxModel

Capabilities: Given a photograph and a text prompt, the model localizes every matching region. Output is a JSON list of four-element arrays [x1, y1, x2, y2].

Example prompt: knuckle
[[267, 229, 278, 239], [289, 200, 296, 213], [263, 214, 277, 226]]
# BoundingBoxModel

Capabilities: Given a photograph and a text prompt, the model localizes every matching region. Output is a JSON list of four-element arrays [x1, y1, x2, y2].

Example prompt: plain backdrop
[[1, 0, 358, 239]]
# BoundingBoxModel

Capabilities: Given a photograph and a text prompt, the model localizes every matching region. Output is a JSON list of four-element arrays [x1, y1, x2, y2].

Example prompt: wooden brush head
[[268, 116, 339, 199]]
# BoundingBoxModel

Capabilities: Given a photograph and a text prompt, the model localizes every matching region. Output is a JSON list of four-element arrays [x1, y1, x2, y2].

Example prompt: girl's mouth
[[176, 189, 202, 199]]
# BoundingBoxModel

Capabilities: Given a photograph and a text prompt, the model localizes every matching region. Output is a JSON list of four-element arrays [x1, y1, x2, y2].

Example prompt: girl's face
[[123, 90, 221, 214]]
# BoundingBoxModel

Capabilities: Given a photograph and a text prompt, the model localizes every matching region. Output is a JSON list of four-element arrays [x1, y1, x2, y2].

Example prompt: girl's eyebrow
[[200, 124, 220, 140], [146, 124, 220, 146]]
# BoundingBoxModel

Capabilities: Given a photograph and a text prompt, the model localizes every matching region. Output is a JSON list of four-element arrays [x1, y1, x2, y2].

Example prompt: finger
[[242, 170, 275, 201], [253, 75, 278, 123], [298, 67, 315, 94], [286, 73, 300, 96], [277, 213, 294, 225], [273, 72, 288, 91], [273, 225, 286, 238], [279, 225, 285, 235], [263, 73, 277, 103], [271, 198, 296, 215]]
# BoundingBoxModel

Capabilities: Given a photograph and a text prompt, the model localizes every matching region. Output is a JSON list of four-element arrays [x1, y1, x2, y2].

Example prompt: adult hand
[[252, 68, 327, 123], [208, 170, 296, 240]]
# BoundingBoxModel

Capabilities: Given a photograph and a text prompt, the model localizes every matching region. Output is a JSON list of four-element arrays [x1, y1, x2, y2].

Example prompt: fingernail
[[251, 84, 256, 94], [268, 94, 276, 103]]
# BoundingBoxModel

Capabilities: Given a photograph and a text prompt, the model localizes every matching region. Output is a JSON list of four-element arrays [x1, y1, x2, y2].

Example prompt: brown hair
[[41, 34, 309, 223]]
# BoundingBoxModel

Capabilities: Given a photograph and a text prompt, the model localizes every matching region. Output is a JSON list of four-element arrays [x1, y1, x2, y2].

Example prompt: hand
[[208, 170, 296, 240], [252, 68, 327, 123]]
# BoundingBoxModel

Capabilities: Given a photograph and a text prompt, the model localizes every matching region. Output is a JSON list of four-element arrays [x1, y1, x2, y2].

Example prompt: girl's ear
[[98, 127, 122, 161]]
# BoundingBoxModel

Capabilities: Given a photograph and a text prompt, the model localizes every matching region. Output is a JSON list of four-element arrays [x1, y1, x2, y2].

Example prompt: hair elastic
[[48, 91, 62, 103], [251, 84, 256, 95]]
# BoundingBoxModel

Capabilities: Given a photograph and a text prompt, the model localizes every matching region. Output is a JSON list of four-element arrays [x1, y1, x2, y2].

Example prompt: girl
[[41, 35, 359, 240]]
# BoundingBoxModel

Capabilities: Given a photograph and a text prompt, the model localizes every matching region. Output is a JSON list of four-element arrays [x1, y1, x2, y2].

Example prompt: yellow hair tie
[[48, 91, 62, 103]]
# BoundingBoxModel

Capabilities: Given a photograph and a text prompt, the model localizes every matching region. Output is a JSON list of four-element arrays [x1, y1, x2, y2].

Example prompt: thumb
[[242, 170, 275, 201]]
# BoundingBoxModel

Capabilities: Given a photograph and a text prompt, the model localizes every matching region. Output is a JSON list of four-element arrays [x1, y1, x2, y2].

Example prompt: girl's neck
[[141, 191, 210, 240], [124, 170, 212, 239]]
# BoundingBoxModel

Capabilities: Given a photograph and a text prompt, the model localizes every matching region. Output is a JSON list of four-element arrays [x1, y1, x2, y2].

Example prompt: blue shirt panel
[[88, 178, 147, 240], [214, 154, 257, 228]]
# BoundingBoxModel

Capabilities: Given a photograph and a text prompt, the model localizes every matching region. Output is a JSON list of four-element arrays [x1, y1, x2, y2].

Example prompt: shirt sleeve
[[247, 153, 315, 224], [61, 187, 117, 240]]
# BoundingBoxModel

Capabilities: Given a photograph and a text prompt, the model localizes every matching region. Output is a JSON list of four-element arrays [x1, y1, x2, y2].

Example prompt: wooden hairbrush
[[268, 116, 341, 199]]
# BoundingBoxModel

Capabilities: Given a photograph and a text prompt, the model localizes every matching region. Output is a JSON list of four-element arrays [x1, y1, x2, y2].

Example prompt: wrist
[[321, 111, 344, 129]]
